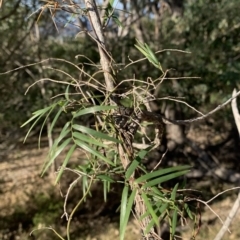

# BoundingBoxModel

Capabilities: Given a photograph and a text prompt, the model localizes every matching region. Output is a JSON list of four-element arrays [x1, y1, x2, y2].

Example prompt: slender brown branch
[[84, 0, 115, 93], [162, 90, 240, 125]]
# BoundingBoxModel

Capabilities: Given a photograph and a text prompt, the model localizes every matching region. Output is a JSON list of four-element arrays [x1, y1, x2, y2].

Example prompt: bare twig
[[152, 149, 168, 171], [207, 186, 240, 204], [162, 90, 240, 125], [196, 199, 228, 231], [84, 0, 115, 93]]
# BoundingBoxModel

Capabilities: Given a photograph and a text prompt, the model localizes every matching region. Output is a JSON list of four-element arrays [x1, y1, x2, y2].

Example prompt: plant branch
[[162, 90, 240, 125], [84, 0, 115, 93]]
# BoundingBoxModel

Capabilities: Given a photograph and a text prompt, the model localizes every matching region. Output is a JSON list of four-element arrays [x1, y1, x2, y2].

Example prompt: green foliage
[[135, 39, 164, 73], [156, 0, 240, 110], [22, 101, 120, 182]]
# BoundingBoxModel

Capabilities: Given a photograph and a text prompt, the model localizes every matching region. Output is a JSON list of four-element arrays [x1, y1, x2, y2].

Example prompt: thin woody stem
[[83, 1, 156, 238], [162, 90, 240, 125], [84, 0, 115, 93]]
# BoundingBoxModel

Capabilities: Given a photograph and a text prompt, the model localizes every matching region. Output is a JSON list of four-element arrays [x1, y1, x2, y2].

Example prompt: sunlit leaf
[[41, 138, 72, 176], [74, 139, 115, 166], [97, 174, 115, 182], [51, 123, 71, 151], [21, 111, 44, 128], [38, 105, 55, 148], [72, 124, 121, 143], [120, 186, 136, 240], [143, 170, 190, 188], [49, 102, 67, 135], [135, 39, 163, 72], [135, 165, 191, 183], [73, 105, 116, 118], [21, 104, 56, 142], [125, 158, 139, 180], [171, 208, 178, 237], [72, 131, 107, 147], [125, 148, 150, 179], [22, 114, 43, 143], [120, 185, 128, 231], [142, 192, 159, 227], [151, 187, 164, 197], [31, 105, 53, 117], [170, 183, 179, 201]]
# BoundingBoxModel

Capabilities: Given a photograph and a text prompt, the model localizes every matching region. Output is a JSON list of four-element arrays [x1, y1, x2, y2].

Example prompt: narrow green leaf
[[125, 148, 150, 179], [135, 165, 191, 183], [41, 122, 71, 173], [112, 16, 123, 27], [41, 138, 72, 176], [97, 174, 115, 182], [55, 144, 76, 184], [170, 183, 179, 201], [21, 112, 43, 128], [50, 122, 71, 151], [142, 192, 159, 227], [145, 43, 158, 64], [171, 208, 178, 237], [145, 218, 156, 235], [21, 102, 57, 142], [51, 127, 71, 152], [120, 185, 129, 230], [139, 211, 150, 221], [158, 202, 169, 217], [22, 114, 43, 143], [135, 39, 163, 71], [72, 131, 107, 147], [143, 170, 190, 188], [125, 148, 150, 180], [74, 139, 115, 166], [120, 188, 136, 240], [31, 105, 53, 116], [135, 39, 145, 51], [24, 103, 58, 143], [38, 105, 55, 148], [72, 124, 121, 143], [138, 148, 151, 159], [64, 85, 70, 101], [82, 175, 88, 199], [49, 101, 67, 135], [58, 122, 71, 141], [135, 45, 148, 58], [73, 105, 116, 118], [184, 203, 194, 220], [145, 202, 169, 235], [151, 187, 164, 197], [125, 158, 139, 180], [135, 40, 149, 57]]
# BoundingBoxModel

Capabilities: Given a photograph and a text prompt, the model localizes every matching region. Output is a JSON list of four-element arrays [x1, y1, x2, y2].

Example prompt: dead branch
[[162, 90, 240, 125]]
